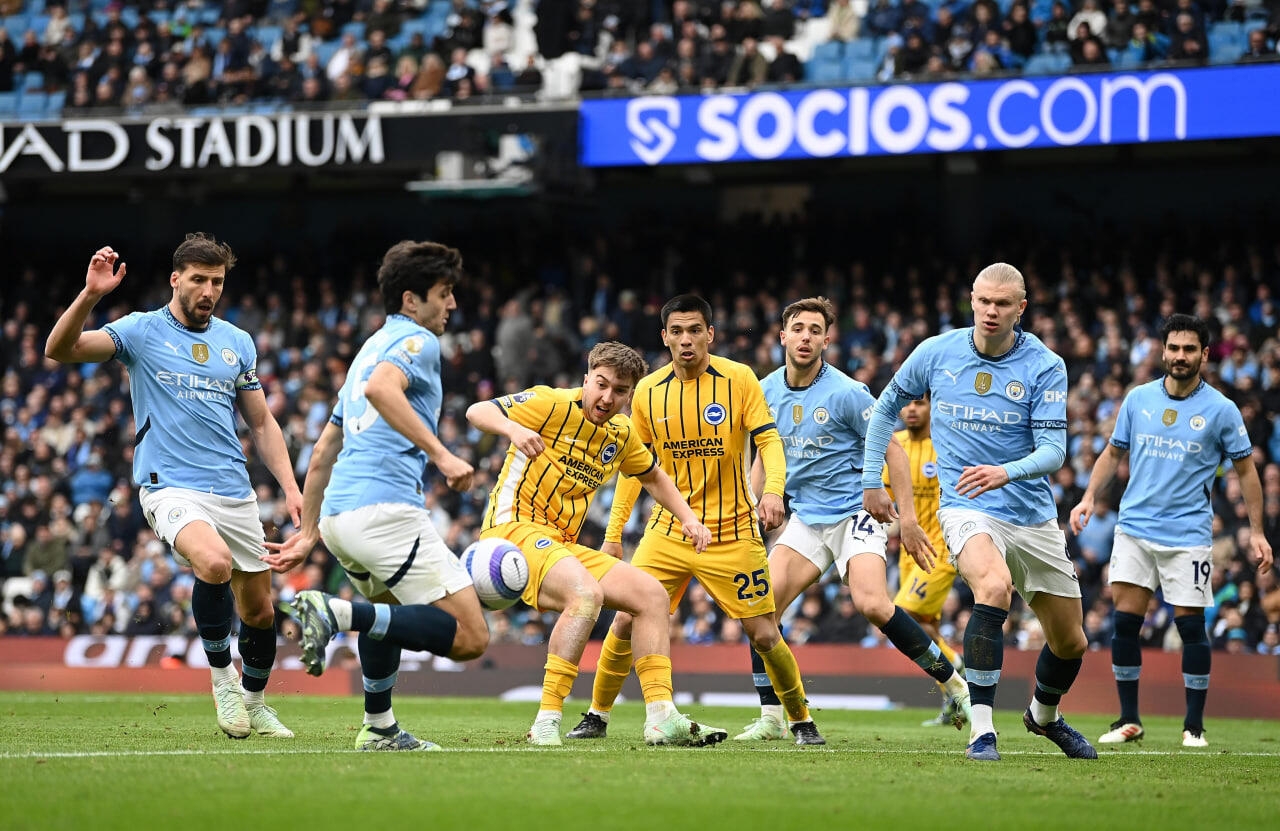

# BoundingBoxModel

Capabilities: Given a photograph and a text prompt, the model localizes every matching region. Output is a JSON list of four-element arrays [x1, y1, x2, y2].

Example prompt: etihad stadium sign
[[0, 111, 384, 175]]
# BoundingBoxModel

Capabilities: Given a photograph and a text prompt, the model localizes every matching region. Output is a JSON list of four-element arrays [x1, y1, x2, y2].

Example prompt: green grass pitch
[[2, 692, 1278, 831]]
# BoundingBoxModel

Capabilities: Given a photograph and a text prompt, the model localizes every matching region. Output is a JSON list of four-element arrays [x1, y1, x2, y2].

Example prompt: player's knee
[[1052, 628, 1088, 659], [852, 589, 893, 626], [972, 575, 1013, 607], [634, 577, 670, 618], [451, 621, 489, 661], [198, 557, 234, 585], [611, 610, 635, 638], [565, 582, 604, 621], [241, 603, 274, 629], [745, 619, 781, 651]]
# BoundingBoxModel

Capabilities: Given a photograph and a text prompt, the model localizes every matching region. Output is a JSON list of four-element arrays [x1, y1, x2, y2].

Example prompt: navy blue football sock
[[1112, 610, 1144, 723], [964, 604, 1008, 708], [1033, 644, 1083, 707], [359, 633, 402, 717], [351, 601, 458, 656], [882, 606, 954, 683], [192, 578, 234, 669], [237, 621, 276, 693], [1175, 614, 1210, 731]]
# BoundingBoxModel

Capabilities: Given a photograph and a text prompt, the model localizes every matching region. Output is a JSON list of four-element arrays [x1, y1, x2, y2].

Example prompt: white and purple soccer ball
[[462, 537, 530, 611]]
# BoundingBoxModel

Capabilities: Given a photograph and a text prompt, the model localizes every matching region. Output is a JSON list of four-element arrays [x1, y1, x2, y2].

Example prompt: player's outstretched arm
[[368, 361, 473, 491], [238, 387, 304, 525], [262, 421, 343, 573], [882, 438, 936, 571], [636, 465, 711, 552], [1069, 443, 1126, 533], [1233, 455, 1275, 573], [466, 399, 545, 458], [45, 246, 126, 364]]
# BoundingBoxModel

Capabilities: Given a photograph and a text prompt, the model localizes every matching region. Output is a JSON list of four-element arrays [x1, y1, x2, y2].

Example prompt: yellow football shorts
[[894, 551, 959, 621], [482, 522, 620, 612], [631, 533, 775, 619]]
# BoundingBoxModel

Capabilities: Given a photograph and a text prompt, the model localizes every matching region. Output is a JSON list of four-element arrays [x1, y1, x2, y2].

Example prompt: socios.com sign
[[579, 64, 1280, 167]]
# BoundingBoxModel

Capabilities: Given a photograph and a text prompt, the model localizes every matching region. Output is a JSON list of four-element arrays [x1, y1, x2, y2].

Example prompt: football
[[462, 537, 530, 611]]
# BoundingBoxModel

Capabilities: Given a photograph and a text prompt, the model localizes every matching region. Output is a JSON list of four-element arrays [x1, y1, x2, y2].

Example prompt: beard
[[1165, 357, 1200, 379]]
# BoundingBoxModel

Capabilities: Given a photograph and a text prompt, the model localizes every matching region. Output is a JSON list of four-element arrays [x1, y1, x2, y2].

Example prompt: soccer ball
[[462, 537, 530, 611]]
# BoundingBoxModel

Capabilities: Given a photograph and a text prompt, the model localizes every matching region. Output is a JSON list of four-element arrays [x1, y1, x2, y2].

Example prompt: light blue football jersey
[[862, 328, 1068, 525], [104, 307, 260, 498], [322, 314, 444, 516], [1109, 378, 1252, 547], [762, 363, 876, 524]]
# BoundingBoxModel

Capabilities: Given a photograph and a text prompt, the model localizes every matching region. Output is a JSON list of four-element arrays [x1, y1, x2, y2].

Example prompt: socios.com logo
[[627, 97, 681, 165], [601, 71, 1194, 166]]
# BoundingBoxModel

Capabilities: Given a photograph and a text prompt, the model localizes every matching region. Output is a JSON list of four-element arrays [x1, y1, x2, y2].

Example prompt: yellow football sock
[[758, 640, 810, 723], [540, 654, 579, 713], [590, 632, 632, 714], [634, 654, 674, 705]]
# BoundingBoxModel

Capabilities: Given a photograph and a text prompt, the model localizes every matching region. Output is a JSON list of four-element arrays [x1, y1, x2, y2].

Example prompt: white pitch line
[[3, 747, 1279, 760]]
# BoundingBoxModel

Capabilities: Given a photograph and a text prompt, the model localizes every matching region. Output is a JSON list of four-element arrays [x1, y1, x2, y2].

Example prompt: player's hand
[[85, 246, 126, 297], [601, 541, 625, 559], [956, 464, 1011, 499], [507, 424, 545, 459], [681, 519, 711, 553], [438, 452, 475, 492], [1251, 535, 1274, 574], [899, 518, 937, 573], [863, 487, 898, 523], [1068, 495, 1094, 535], [757, 493, 785, 532], [284, 489, 303, 528], [261, 532, 315, 574]]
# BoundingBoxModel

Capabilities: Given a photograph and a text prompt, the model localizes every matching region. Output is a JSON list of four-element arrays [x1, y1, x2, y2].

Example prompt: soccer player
[[567, 294, 822, 745], [888, 394, 970, 727], [733, 297, 970, 743], [467, 341, 726, 747], [861, 263, 1097, 762], [45, 236, 300, 740], [1070, 314, 1273, 748], [263, 241, 490, 751]]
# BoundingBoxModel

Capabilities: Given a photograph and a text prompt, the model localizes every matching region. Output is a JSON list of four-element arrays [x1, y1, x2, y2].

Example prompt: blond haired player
[[467, 341, 727, 747], [567, 295, 821, 744], [888, 394, 969, 727]]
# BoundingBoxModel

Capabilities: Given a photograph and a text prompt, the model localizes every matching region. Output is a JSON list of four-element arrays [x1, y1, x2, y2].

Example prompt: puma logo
[[942, 369, 960, 384], [163, 341, 182, 355]]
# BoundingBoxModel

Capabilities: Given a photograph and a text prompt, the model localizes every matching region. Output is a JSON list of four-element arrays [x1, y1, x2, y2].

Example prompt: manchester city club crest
[[792, 404, 804, 425], [221, 348, 237, 365], [1163, 409, 1178, 426], [975, 372, 992, 394], [813, 407, 830, 424], [1190, 415, 1206, 431], [1005, 381, 1026, 400], [192, 343, 209, 363]]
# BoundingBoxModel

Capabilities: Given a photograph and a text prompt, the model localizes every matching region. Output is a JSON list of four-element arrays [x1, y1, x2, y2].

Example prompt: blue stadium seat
[[1030, 52, 1071, 74], [342, 21, 366, 40], [846, 38, 877, 60], [1107, 47, 1123, 64], [254, 25, 282, 49], [1210, 21, 1244, 39], [67, 12, 85, 32], [0, 92, 17, 120], [401, 18, 433, 38], [22, 71, 44, 90], [2, 14, 27, 34], [805, 56, 846, 83], [17, 91, 47, 121], [1116, 49, 1146, 68], [268, 0, 300, 19], [27, 0, 45, 14], [119, 7, 139, 28], [28, 14, 50, 35], [1244, 19, 1268, 35], [313, 39, 342, 66], [198, 7, 221, 25], [204, 27, 227, 47], [811, 40, 844, 63], [844, 55, 879, 81], [1208, 30, 1242, 62], [45, 89, 65, 118]]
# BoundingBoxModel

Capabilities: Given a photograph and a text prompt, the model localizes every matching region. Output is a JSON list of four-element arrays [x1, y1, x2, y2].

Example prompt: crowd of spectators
[[2, 215, 1279, 665], [0, 0, 1277, 115]]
